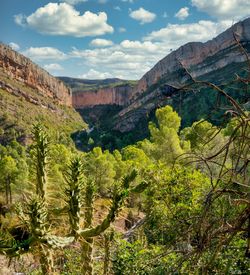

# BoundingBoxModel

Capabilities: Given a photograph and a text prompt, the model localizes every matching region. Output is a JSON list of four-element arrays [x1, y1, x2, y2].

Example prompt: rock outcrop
[[72, 84, 133, 108], [137, 18, 250, 93], [114, 17, 250, 132], [0, 44, 72, 106]]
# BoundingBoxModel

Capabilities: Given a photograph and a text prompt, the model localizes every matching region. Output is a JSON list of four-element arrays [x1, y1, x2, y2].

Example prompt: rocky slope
[[64, 18, 250, 151], [114, 17, 250, 132], [0, 44, 85, 145], [0, 44, 72, 106]]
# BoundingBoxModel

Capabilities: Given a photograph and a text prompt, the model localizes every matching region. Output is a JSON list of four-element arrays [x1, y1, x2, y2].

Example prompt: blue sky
[[1, 0, 250, 79]]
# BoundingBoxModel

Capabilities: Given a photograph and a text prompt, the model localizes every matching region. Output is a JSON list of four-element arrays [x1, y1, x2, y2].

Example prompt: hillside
[[0, 44, 86, 145], [114, 17, 250, 132], [66, 18, 250, 150]]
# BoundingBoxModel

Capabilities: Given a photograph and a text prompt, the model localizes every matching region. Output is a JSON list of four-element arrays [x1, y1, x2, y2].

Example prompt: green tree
[[0, 155, 18, 204], [84, 147, 116, 196], [141, 106, 189, 164]]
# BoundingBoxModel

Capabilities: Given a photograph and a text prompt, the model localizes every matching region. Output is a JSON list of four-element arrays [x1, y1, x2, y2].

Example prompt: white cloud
[[90, 38, 114, 47], [114, 6, 121, 11], [15, 3, 113, 37], [9, 42, 20, 51], [68, 18, 232, 80], [44, 63, 64, 71], [144, 20, 232, 45], [19, 17, 233, 80], [122, 0, 135, 3], [118, 27, 126, 33], [14, 14, 26, 27], [79, 69, 113, 79], [175, 7, 189, 20], [70, 40, 163, 79], [98, 0, 108, 3], [120, 40, 158, 53], [22, 47, 67, 61], [129, 7, 156, 24], [192, 0, 250, 20], [60, 0, 88, 5]]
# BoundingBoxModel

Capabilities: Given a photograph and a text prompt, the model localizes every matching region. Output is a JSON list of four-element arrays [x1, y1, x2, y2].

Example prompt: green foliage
[[0, 141, 28, 203], [0, 95, 249, 274], [112, 240, 168, 275], [143, 165, 208, 245], [140, 105, 189, 164], [84, 147, 116, 196]]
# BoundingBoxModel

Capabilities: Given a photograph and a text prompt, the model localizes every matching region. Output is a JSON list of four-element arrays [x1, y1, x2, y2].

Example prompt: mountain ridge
[[114, 17, 250, 132], [0, 44, 72, 107]]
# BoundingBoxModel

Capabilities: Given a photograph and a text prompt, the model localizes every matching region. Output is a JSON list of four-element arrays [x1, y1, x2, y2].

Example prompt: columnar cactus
[[32, 123, 49, 199], [64, 157, 84, 237]]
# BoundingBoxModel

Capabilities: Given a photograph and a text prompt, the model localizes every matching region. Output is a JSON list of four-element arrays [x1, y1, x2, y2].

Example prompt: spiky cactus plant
[[22, 196, 53, 274], [103, 229, 114, 275], [64, 157, 84, 237], [77, 170, 138, 274], [32, 123, 49, 199], [18, 196, 74, 274], [81, 179, 95, 275]]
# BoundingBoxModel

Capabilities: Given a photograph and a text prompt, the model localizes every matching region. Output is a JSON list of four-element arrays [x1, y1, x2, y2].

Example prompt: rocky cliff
[[72, 84, 133, 108], [0, 44, 72, 106], [114, 17, 250, 132], [137, 18, 250, 93]]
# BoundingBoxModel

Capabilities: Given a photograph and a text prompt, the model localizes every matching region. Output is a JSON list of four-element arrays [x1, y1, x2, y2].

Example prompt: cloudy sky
[[1, 0, 250, 80]]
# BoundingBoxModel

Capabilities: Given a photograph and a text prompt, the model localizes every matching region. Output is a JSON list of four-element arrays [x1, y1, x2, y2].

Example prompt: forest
[[0, 81, 249, 274]]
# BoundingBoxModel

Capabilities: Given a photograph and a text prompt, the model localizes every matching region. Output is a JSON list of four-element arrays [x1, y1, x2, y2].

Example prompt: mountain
[[114, 17, 250, 132], [65, 18, 250, 150], [2, 18, 249, 149], [0, 44, 86, 145]]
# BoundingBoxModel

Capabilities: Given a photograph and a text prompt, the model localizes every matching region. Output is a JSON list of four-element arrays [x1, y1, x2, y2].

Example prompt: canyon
[[0, 17, 249, 148], [67, 17, 250, 134]]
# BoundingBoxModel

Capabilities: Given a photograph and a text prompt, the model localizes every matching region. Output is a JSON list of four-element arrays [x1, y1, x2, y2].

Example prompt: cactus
[[103, 229, 114, 275], [64, 157, 84, 237], [32, 123, 49, 199], [76, 170, 138, 274], [81, 179, 95, 274]]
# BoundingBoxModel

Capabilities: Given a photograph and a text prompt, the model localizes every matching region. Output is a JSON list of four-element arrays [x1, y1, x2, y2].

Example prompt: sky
[[1, 0, 250, 80]]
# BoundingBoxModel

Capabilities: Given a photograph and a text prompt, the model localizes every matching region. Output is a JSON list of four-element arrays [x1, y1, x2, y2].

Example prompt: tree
[[0, 155, 18, 204], [140, 106, 189, 164], [84, 147, 116, 196]]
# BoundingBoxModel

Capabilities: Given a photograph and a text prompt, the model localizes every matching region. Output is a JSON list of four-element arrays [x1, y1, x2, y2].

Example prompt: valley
[[0, 12, 249, 275]]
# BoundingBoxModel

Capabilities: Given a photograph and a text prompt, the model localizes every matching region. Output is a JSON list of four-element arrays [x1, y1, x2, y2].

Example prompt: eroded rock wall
[[72, 85, 133, 108], [0, 44, 72, 106]]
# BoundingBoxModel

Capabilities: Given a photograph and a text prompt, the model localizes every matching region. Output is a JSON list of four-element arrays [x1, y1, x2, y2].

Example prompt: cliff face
[[72, 85, 133, 108], [114, 17, 250, 132], [137, 18, 250, 92], [0, 44, 72, 106]]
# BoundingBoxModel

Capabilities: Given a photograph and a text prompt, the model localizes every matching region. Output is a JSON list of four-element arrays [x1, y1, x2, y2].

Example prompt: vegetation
[[0, 50, 249, 274], [60, 76, 137, 92]]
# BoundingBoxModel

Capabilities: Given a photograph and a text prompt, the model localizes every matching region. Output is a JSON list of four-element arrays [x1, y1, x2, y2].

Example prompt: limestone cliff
[[0, 44, 72, 106], [137, 18, 250, 93], [114, 17, 250, 132], [72, 85, 133, 108]]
